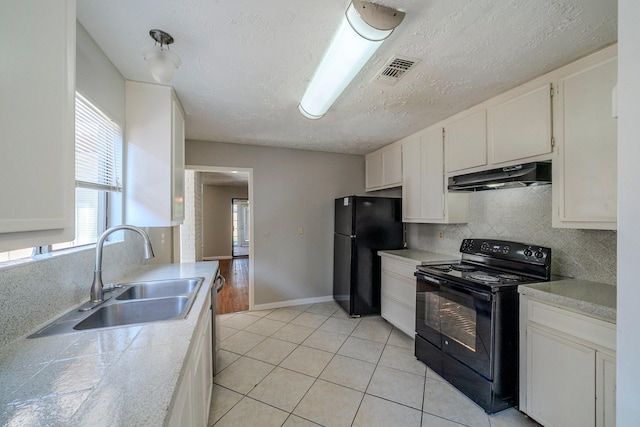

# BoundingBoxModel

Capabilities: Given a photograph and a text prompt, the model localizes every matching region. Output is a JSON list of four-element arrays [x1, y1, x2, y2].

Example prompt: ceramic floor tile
[[280, 346, 334, 378], [318, 354, 376, 392], [248, 367, 316, 412], [426, 367, 448, 383], [330, 308, 351, 319], [305, 302, 340, 316], [244, 309, 274, 318], [387, 327, 415, 349], [220, 313, 260, 330], [293, 379, 364, 427], [290, 312, 329, 329], [301, 329, 348, 353], [337, 336, 385, 364], [216, 350, 241, 374], [288, 304, 314, 312], [265, 308, 302, 323], [219, 330, 265, 355], [282, 414, 323, 426], [213, 396, 288, 427], [243, 318, 287, 337], [219, 326, 239, 341], [352, 394, 422, 427], [350, 317, 393, 343], [271, 323, 316, 344], [318, 317, 360, 335], [423, 377, 490, 427], [422, 412, 468, 427], [489, 408, 542, 427], [367, 365, 425, 410], [208, 384, 243, 426], [245, 337, 297, 365], [213, 357, 275, 395], [379, 344, 426, 376]]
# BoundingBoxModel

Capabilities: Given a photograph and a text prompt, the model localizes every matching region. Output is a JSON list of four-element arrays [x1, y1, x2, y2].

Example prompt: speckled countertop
[[378, 249, 456, 265], [518, 279, 616, 323], [0, 261, 218, 427]]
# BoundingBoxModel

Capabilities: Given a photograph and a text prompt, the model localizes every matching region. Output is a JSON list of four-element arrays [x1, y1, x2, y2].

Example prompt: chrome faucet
[[90, 225, 155, 303]]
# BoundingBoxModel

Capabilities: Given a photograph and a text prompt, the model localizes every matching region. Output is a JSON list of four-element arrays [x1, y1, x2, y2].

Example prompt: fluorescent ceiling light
[[299, 0, 405, 120]]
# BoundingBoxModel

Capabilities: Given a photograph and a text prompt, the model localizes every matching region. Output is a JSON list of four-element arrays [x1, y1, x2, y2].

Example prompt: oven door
[[416, 272, 495, 380]]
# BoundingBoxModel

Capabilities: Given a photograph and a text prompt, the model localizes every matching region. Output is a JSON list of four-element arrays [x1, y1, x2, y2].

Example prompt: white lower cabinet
[[520, 297, 616, 427], [380, 257, 417, 337], [168, 294, 213, 427]]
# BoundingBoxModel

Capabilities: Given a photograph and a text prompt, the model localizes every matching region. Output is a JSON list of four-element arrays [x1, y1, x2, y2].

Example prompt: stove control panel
[[460, 238, 551, 266]]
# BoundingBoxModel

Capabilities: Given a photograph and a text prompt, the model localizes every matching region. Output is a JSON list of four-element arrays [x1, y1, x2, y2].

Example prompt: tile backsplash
[[407, 185, 617, 285]]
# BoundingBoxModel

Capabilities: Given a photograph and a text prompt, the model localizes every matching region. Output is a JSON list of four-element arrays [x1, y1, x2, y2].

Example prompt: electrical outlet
[[438, 230, 444, 240]]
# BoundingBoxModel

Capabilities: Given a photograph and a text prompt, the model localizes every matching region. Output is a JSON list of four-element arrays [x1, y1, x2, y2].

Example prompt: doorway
[[182, 165, 254, 313], [232, 199, 249, 257]]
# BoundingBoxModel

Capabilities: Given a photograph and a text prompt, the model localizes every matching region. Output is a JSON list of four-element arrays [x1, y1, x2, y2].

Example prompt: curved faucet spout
[[90, 225, 155, 303]]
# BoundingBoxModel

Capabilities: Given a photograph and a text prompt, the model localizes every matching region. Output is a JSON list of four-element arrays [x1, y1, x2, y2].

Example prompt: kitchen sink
[[116, 278, 201, 300], [28, 276, 205, 338], [74, 296, 189, 330]]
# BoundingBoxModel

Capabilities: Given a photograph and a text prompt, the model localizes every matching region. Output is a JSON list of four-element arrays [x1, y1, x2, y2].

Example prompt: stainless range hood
[[448, 162, 551, 192]]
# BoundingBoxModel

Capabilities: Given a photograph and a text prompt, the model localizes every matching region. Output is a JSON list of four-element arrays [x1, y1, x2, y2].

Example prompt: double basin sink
[[29, 277, 204, 338]]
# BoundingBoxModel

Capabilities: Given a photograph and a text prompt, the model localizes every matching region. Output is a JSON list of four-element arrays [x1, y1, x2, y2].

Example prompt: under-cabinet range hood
[[448, 162, 551, 192]]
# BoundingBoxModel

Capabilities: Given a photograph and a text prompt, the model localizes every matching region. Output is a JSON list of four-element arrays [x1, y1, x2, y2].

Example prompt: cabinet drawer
[[381, 269, 416, 307], [528, 300, 615, 351], [382, 258, 417, 279], [381, 293, 415, 337]]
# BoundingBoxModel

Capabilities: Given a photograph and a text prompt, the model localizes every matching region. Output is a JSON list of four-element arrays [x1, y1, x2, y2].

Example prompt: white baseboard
[[203, 256, 232, 261], [253, 295, 335, 311]]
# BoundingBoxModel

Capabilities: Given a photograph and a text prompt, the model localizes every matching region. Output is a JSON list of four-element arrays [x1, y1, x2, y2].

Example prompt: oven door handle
[[416, 272, 492, 302], [440, 281, 492, 302]]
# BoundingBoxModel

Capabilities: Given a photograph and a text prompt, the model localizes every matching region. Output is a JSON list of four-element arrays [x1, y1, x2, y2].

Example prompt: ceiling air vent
[[372, 55, 420, 86]]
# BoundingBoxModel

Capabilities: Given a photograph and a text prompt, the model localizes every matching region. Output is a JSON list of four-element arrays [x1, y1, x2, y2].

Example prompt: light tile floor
[[210, 301, 542, 427]]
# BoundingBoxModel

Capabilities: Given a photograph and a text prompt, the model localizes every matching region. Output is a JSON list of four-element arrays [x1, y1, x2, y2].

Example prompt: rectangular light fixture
[[298, 0, 405, 120]]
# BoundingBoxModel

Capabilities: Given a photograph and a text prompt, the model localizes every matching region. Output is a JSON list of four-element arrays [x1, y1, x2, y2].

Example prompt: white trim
[[185, 164, 255, 310], [203, 255, 232, 261], [253, 295, 335, 311]]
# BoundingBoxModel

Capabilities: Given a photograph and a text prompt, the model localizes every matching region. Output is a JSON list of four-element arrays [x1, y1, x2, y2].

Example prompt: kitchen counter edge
[[518, 279, 616, 323], [377, 249, 456, 265]]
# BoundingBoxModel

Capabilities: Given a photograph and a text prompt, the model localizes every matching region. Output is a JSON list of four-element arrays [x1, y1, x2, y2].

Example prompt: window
[[53, 93, 123, 249]]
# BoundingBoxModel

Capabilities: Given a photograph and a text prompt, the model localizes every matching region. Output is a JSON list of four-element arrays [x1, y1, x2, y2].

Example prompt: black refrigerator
[[333, 196, 404, 316]]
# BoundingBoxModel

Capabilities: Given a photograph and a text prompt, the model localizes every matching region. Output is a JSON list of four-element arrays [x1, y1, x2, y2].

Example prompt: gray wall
[[186, 140, 365, 305], [407, 185, 617, 285], [203, 185, 248, 258]]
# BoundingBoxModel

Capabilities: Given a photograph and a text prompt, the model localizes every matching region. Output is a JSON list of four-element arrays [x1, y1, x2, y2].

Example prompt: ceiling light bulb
[[143, 46, 181, 84]]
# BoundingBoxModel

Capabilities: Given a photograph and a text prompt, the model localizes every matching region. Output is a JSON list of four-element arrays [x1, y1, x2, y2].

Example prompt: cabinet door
[[490, 84, 552, 164], [382, 145, 402, 187], [554, 56, 617, 229], [420, 128, 445, 220], [0, 0, 75, 251], [445, 110, 487, 172], [527, 326, 596, 427], [596, 351, 616, 427], [172, 99, 185, 221], [366, 152, 383, 190], [402, 137, 422, 221]]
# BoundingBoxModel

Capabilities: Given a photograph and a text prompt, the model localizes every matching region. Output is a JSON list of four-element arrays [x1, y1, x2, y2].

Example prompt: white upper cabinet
[[365, 143, 402, 191], [126, 81, 186, 227], [445, 110, 487, 173], [0, 0, 76, 251], [552, 46, 617, 230], [402, 128, 468, 224], [489, 83, 553, 165]]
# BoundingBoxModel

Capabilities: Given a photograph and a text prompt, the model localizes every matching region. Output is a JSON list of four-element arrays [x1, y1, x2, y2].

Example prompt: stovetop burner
[[497, 273, 524, 282], [451, 264, 476, 272], [431, 265, 452, 272], [467, 273, 500, 283]]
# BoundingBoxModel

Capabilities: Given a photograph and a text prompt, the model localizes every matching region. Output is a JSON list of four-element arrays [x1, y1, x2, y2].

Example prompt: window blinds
[[75, 93, 122, 192]]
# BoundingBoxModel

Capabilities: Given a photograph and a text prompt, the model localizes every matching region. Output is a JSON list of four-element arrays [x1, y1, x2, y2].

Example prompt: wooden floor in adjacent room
[[216, 257, 249, 314]]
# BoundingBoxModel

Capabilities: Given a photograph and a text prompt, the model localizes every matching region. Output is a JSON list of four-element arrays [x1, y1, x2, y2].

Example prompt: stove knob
[[524, 249, 533, 257], [535, 251, 544, 259], [503, 246, 510, 254]]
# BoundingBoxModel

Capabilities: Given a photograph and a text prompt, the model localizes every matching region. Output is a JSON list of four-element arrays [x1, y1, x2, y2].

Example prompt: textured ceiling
[[77, 0, 617, 155]]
